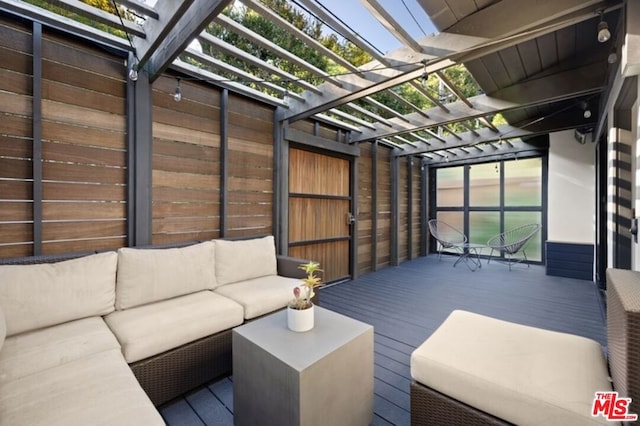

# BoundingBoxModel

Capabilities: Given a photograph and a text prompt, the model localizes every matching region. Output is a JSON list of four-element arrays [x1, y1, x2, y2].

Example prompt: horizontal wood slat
[[42, 237, 126, 255], [0, 223, 32, 244], [42, 100, 126, 132], [42, 162, 126, 185], [43, 202, 126, 221], [43, 29, 125, 79], [43, 182, 126, 202], [42, 121, 125, 149], [0, 158, 31, 180], [43, 141, 126, 167], [42, 79, 125, 115], [0, 201, 32, 222], [42, 220, 126, 241]]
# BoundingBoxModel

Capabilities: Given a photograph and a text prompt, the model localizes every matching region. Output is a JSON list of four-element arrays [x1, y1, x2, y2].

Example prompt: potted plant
[[287, 261, 322, 332]]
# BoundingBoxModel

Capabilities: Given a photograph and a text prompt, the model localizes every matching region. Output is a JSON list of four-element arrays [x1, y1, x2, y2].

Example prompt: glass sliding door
[[432, 157, 544, 262]]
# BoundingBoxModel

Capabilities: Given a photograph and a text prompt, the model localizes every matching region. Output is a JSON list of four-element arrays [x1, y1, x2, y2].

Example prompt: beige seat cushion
[[0, 252, 117, 336], [411, 310, 611, 426], [116, 241, 217, 310], [105, 290, 244, 363], [214, 275, 301, 319], [214, 236, 278, 286], [0, 305, 5, 352], [0, 317, 120, 383], [0, 349, 163, 426]]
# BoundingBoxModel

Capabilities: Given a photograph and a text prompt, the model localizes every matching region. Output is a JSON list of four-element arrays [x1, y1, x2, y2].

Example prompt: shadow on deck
[[160, 254, 606, 426]]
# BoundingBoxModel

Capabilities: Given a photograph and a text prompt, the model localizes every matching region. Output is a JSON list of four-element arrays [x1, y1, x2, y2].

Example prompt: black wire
[[292, 0, 385, 57], [400, 0, 428, 37], [111, 0, 138, 60]]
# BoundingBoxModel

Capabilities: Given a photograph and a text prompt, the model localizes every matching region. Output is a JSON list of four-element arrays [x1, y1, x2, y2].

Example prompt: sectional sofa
[[0, 236, 309, 425]]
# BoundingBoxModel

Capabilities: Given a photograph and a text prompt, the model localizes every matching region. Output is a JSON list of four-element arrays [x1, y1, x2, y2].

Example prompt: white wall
[[547, 130, 596, 244]]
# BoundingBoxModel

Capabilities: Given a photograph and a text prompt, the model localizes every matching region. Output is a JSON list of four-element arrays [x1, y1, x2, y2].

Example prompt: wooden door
[[288, 148, 351, 283]]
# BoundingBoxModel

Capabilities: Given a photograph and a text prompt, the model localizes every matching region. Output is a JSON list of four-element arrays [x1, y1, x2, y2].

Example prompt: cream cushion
[[410, 310, 611, 426], [0, 252, 117, 336], [0, 349, 164, 426], [0, 317, 120, 383], [214, 236, 278, 285], [105, 290, 244, 363], [115, 241, 216, 310], [214, 275, 301, 319], [0, 305, 5, 352]]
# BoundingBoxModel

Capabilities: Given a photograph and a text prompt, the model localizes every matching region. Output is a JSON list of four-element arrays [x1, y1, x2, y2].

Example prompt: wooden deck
[[159, 255, 607, 425]]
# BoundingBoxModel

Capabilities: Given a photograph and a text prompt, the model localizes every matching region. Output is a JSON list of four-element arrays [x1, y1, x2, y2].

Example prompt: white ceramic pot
[[287, 304, 314, 332]]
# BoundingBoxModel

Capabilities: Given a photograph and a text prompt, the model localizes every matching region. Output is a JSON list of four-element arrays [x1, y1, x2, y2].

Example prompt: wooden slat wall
[[376, 146, 392, 269], [40, 29, 127, 254], [152, 76, 221, 244], [357, 143, 373, 275], [226, 94, 274, 237], [0, 18, 33, 258], [398, 157, 409, 262]]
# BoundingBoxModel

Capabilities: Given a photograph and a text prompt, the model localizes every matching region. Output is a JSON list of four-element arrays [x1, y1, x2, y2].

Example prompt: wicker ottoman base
[[410, 382, 512, 426]]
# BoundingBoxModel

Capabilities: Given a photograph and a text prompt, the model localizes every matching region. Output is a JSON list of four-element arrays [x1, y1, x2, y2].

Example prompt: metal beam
[[352, 61, 606, 142], [0, 0, 130, 51], [397, 107, 596, 157], [134, 0, 231, 81], [360, 0, 422, 52], [283, 0, 617, 123]]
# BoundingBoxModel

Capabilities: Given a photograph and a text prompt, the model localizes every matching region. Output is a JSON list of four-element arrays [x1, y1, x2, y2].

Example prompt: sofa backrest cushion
[[0, 252, 118, 336], [214, 236, 278, 286], [116, 241, 216, 310]]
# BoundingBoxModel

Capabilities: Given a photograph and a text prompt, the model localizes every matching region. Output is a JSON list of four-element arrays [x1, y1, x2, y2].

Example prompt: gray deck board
[[160, 255, 606, 425]]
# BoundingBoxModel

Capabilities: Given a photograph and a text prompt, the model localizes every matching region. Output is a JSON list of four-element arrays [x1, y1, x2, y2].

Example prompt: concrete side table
[[233, 306, 374, 426]]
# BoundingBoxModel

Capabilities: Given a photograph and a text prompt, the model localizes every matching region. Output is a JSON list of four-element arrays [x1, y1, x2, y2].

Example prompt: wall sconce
[[173, 78, 182, 102], [581, 101, 591, 119], [597, 10, 610, 43]]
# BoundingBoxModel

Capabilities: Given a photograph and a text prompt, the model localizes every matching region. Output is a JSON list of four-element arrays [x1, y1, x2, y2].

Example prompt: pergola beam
[[134, 0, 231, 81], [283, 0, 614, 123], [352, 60, 606, 142]]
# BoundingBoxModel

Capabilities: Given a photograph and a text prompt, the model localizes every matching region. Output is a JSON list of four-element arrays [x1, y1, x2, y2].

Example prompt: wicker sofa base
[[130, 328, 233, 406], [410, 382, 512, 426]]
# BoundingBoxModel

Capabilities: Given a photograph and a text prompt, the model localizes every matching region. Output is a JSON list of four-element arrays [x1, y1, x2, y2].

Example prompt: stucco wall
[[548, 130, 596, 244]]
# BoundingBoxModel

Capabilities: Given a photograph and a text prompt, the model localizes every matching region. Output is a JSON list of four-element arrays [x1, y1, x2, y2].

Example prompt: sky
[[307, 0, 437, 55]]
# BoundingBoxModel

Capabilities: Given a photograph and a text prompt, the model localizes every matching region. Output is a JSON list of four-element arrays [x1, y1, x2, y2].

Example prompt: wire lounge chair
[[428, 219, 467, 261], [486, 223, 541, 270]]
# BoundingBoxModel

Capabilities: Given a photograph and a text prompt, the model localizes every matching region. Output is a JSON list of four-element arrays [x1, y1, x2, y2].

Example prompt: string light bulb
[[174, 78, 182, 102], [597, 10, 610, 43]]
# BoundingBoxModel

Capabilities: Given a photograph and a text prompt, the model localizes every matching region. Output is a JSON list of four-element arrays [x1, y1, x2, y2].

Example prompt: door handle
[[346, 212, 356, 225]]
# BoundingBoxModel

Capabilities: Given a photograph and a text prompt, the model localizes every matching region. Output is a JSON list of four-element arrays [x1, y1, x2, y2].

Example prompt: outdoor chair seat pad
[[214, 274, 302, 320], [105, 290, 244, 363], [0, 348, 163, 426], [0, 316, 120, 383], [411, 310, 611, 426]]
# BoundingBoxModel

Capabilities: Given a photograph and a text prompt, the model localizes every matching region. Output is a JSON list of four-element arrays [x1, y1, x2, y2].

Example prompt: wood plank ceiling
[[1, 0, 624, 164]]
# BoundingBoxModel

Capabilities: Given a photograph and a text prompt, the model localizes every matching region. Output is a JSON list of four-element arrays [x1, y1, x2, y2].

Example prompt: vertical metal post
[[420, 159, 428, 256], [407, 157, 413, 260], [32, 22, 43, 255], [126, 52, 136, 246], [131, 59, 153, 246], [371, 141, 378, 271], [350, 154, 358, 279], [391, 154, 399, 266], [220, 89, 229, 237], [273, 107, 286, 254]]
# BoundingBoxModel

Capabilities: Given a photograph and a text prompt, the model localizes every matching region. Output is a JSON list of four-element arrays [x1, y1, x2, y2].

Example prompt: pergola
[[1, 0, 627, 165]]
